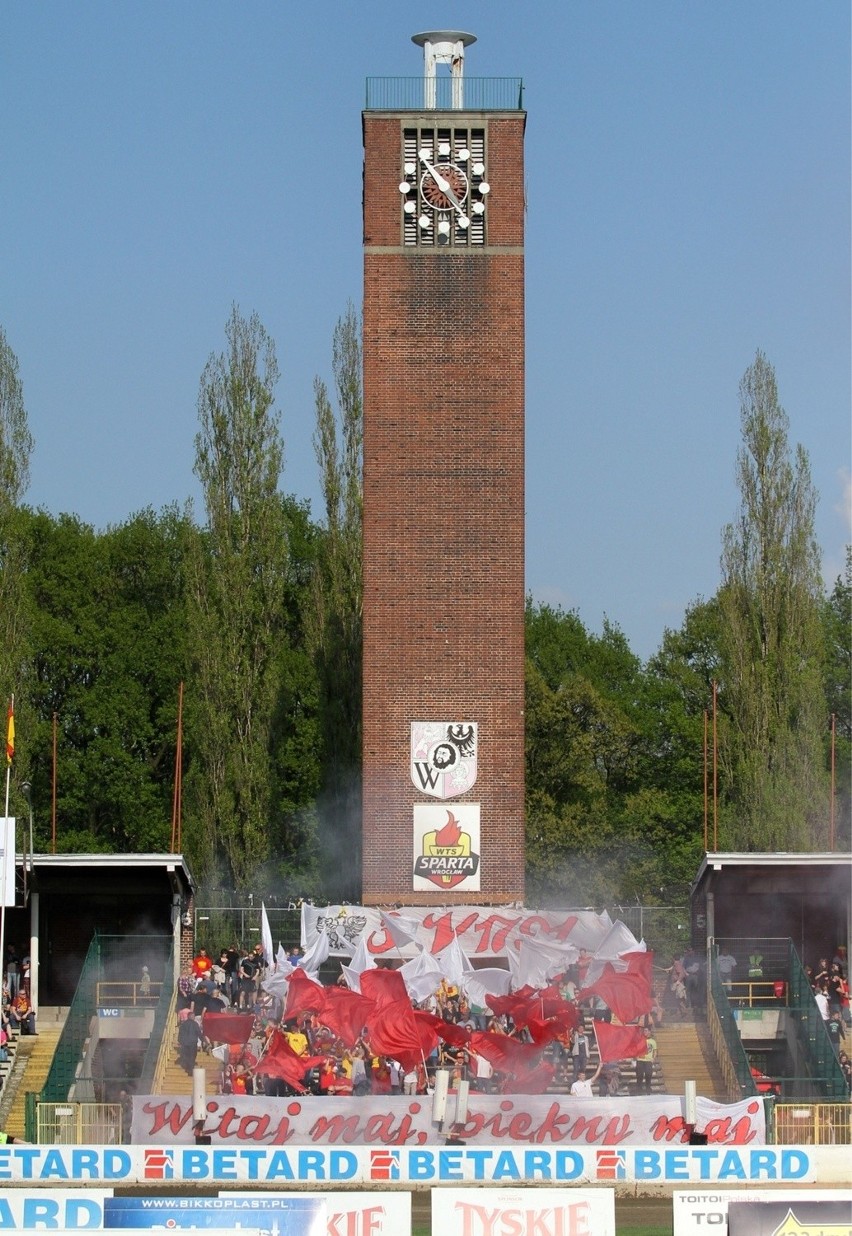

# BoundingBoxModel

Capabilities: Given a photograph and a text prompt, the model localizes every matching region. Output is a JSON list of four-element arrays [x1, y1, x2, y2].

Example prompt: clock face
[[420, 162, 469, 211], [400, 127, 487, 247]]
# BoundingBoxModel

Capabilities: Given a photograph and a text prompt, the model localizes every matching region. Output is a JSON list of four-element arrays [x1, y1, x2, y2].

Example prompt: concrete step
[[655, 1021, 728, 1101], [4, 1026, 64, 1139], [157, 1041, 224, 1096]]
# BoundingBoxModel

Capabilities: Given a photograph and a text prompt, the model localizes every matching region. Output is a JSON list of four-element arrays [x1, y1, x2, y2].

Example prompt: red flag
[[360, 968, 408, 1009], [364, 997, 424, 1071], [201, 1011, 255, 1044], [257, 1029, 324, 1091], [525, 1006, 579, 1047], [282, 967, 327, 1022], [577, 962, 654, 1025], [501, 1059, 556, 1094], [319, 987, 375, 1047], [468, 1030, 545, 1075], [414, 1010, 470, 1049], [5, 701, 13, 765], [623, 951, 654, 983], [410, 1012, 441, 1058], [484, 993, 523, 1018], [594, 1021, 649, 1063], [484, 989, 573, 1029], [511, 994, 574, 1029]]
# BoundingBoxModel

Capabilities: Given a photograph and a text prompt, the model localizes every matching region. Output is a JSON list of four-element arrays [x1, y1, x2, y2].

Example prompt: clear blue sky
[[5, 3, 849, 660]]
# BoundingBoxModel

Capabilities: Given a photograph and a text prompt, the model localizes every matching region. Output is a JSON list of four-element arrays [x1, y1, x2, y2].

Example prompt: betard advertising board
[[431, 1188, 614, 1236], [0, 1144, 822, 1185], [673, 1189, 852, 1234]]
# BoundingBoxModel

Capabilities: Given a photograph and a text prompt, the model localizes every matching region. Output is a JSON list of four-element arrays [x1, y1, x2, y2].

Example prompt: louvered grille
[[400, 126, 488, 247]]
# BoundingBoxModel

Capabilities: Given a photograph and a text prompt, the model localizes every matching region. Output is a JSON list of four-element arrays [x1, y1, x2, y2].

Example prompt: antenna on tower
[[412, 30, 477, 110]]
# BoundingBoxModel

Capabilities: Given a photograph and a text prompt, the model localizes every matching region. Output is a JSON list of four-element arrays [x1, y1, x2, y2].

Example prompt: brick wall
[[361, 111, 526, 904]]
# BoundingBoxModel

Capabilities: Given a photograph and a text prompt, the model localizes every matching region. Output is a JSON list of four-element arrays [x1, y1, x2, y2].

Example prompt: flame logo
[[435, 810, 462, 847]]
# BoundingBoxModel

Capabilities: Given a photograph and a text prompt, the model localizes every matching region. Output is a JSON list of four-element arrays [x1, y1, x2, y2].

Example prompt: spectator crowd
[[172, 938, 663, 1102]]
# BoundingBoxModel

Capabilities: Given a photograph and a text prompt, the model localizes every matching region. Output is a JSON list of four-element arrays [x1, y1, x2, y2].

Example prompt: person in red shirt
[[371, 1057, 391, 1094], [192, 949, 213, 980], [320, 1058, 351, 1095]]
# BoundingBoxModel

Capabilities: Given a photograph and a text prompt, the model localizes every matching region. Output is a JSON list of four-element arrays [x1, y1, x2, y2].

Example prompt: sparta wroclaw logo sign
[[413, 804, 481, 891]]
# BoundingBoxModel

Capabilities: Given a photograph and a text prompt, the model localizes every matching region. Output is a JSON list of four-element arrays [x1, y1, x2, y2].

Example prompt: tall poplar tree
[[308, 304, 363, 898], [0, 327, 34, 730], [823, 549, 851, 848], [187, 308, 289, 890], [718, 351, 828, 849]]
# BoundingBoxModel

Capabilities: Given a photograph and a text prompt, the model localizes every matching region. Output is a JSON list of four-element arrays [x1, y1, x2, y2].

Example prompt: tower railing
[[365, 77, 524, 111]]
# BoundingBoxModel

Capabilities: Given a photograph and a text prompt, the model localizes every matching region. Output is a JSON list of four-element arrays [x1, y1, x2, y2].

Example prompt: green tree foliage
[[21, 507, 190, 851], [0, 327, 34, 715], [0, 327, 33, 505], [524, 601, 704, 907], [718, 352, 829, 849], [823, 549, 851, 849], [3, 316, 843, 914], [307, 304, 363, 899], [645, 598, 723, 835], [265, 494, 324, 897], [187, 307, 293, 891]]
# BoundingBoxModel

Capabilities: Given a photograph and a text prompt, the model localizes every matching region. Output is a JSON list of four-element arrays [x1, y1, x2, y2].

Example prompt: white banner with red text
[[132, 1092, 764, 1147], [301, 905, 613, 959]]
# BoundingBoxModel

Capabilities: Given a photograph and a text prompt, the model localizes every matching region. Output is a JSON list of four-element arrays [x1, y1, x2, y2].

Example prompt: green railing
[[708, 938, 848, 1103], [25, 933, 173, 1141], [139, 947, 176, 1094], [785, 940, 848, 1101], [707, 954, 758, 1102], [365, 76, 524, 111]]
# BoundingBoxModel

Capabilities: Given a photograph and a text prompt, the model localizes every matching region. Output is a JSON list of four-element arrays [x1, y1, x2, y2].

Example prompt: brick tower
[[362, 33, 525, 904]]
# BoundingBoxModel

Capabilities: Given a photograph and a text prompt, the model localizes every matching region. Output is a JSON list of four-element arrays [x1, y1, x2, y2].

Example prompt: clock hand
[[421, 155, 463, 212]]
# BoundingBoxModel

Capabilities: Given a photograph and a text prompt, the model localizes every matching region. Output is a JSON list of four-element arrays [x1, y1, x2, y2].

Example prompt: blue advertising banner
[[0, 1189, 112, 1228], [0, 1190, 410, 1235], [0, 1144, 819, 1186], [103, 1197, 324, 1236]]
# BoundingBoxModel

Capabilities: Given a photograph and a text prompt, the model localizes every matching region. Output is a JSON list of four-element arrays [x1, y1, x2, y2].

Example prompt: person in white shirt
[[389, 1059, 403, 1093], [716, 950, 738, 991], [569, 1062, 602, 1098]]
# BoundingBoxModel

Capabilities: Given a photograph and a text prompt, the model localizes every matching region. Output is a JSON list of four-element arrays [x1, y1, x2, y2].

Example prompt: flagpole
[[1, 695, 14, 1006], [3, 695, 12, 820]]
